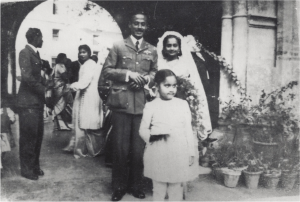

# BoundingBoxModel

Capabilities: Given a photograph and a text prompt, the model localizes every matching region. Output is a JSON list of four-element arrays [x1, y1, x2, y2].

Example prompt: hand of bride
[[70, 84, 78, 92], [189, 156, 194, 166]]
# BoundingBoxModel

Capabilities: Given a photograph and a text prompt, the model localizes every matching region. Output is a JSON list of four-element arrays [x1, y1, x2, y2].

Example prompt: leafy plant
[[177, 77, 206, 139], [248, 81, 299, 143], [220, 81, 299, 144], [211, 142, 251, 169]]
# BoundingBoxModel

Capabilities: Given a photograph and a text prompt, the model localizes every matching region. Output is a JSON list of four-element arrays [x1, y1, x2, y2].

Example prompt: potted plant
[[279, 151, 300, 190], [211, 143, 250, 187], [248, 81, 299, 162], [261, 161, 282, 189], [210, 143, 231, 182], [242, 153, 264, 189]]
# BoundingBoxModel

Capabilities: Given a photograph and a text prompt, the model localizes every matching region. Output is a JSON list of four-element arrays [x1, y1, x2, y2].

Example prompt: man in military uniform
[[99, 10, 157, 201]]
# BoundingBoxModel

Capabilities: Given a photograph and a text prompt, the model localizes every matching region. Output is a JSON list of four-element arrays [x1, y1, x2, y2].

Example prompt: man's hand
[[189, 156, 195, 166], [129, 72, 147, 87], [129, 81, 141, 90]]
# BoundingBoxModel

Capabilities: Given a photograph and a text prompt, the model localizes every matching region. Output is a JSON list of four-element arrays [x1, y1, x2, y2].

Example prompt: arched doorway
[[14, 0, 123, 92]]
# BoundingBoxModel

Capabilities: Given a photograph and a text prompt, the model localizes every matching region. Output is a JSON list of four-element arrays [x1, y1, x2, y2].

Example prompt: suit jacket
[[99, 37, 158, 115], [17, 45, 46, 109]]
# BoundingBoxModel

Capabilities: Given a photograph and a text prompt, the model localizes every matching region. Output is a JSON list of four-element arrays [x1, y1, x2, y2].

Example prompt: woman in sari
[[52, 53, 73, 130], [157, 31, 212, 139], [63, 45, 104, 159]]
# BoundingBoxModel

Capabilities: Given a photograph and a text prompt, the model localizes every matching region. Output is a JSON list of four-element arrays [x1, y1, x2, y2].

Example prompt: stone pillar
[[232, 0, 248, 98], [219, 0, 233, 113]]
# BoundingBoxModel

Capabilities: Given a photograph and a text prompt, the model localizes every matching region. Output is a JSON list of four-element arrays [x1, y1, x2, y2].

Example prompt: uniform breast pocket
[[121, 54, 133, 69], [140, 54, 153, 72], [106, 86, 128, 109]]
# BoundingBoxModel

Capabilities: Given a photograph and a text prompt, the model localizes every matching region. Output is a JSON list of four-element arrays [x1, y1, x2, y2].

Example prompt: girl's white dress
[[139, 97, 198, 183]]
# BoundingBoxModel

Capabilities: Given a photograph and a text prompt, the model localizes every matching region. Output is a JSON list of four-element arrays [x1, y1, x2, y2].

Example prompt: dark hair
[[78, 44, 91, 57], [25, 28, 42, 43], [154, 69, 177, 85], [129, 8, 148, 22], [55, 53, 67, 64], [91, 55, 98, 63], [162, 35, 182, 58]]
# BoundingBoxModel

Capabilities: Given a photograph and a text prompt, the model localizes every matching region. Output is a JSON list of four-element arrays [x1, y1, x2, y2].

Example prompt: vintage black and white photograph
[[1, 0, 299, 201]]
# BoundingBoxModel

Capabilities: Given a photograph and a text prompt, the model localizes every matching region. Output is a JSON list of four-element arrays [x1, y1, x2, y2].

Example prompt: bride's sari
[[157, 31, 212, 139]]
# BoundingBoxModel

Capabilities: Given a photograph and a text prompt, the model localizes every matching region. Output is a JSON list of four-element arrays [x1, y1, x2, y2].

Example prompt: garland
[[177, 77, 205, 139], [195, 40, 246, 97]]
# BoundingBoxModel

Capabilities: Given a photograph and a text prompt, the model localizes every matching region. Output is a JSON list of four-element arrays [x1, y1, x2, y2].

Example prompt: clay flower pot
[[252, 140, 278, 162], [262, 172, 281, 189], [223, 169, 242, 188], [281, 171, 298, 190], [243, 170, 263, 189]]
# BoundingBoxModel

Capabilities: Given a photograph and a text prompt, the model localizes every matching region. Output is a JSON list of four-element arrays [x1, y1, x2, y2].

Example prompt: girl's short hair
[[55, 53, 66, 64], [154, 69, 177, 84], [78, 44, 91, 57], [162, 35, 182, 58]]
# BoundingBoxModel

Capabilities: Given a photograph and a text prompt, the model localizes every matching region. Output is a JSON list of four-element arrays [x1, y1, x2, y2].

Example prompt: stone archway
[[1, 0, 125, 100]]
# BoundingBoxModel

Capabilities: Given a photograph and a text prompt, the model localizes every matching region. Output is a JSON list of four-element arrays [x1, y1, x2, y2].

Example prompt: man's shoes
[[127, 189, 145, 199], [21, 173, 38, 181], [111, 189, 126, 201], [33, 169, 44, 176]]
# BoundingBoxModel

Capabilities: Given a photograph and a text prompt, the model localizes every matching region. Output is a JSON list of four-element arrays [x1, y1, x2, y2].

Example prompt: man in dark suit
[[99, 10, 157, 201], [17, 28, 50, 180]]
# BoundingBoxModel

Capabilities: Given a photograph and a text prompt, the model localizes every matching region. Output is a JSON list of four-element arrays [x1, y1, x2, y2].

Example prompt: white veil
[[156, 31, 212, 139], [157, 31, 203, 89]]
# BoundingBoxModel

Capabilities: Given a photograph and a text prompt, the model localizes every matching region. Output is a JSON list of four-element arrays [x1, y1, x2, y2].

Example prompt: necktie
[[37, 51, 40, 59], [135, 41, 139, 51]]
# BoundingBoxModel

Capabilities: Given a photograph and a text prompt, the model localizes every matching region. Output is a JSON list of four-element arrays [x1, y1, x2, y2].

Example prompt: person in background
[[63, 45, 104, 158], [1, 97, 16, 171], [17, 28, 52, 180], [51, 53, 73, 131], [41, 59, 53, 120]]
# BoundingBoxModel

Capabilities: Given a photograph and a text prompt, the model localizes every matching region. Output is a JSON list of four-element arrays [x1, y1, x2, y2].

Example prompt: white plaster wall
[[246, 27, 276, 103]]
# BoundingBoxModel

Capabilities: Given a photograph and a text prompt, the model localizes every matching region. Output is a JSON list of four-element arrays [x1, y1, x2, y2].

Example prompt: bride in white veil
[[157, 31, 212, 140]]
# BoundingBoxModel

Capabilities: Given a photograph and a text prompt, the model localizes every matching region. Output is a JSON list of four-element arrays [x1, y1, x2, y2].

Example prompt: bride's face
[[164, 38, 180, 59]]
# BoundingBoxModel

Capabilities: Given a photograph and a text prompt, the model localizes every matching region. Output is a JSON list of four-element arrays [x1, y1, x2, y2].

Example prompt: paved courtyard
[[1, 116, 299, 201]]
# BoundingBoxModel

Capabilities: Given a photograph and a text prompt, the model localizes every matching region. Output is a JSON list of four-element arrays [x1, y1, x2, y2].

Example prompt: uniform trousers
[[111, 111, 144, 191], [152, 180, 183, 201], [19, 108, 44, 175]]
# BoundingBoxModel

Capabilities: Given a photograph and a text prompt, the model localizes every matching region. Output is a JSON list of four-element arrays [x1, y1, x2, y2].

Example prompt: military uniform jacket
[[100, 37, 158, 115], [17, 45, 46, 109]]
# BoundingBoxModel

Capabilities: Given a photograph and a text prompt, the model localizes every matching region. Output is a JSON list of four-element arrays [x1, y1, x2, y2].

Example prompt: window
[[53, 3, 57, 14], [93, 35, 99, 45], [53, 29, 59, 41], [52, 57, 56, 68], [93, 51, 99, 56]]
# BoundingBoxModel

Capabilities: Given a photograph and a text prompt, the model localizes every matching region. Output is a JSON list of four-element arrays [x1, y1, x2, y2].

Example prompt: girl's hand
[[189, 156, 194, 166], [70, 84, 78, 92]]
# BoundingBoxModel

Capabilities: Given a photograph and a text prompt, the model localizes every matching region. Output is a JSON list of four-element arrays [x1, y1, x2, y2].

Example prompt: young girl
[[0, 98, 15, 170], [139, 69, 197, 201]]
